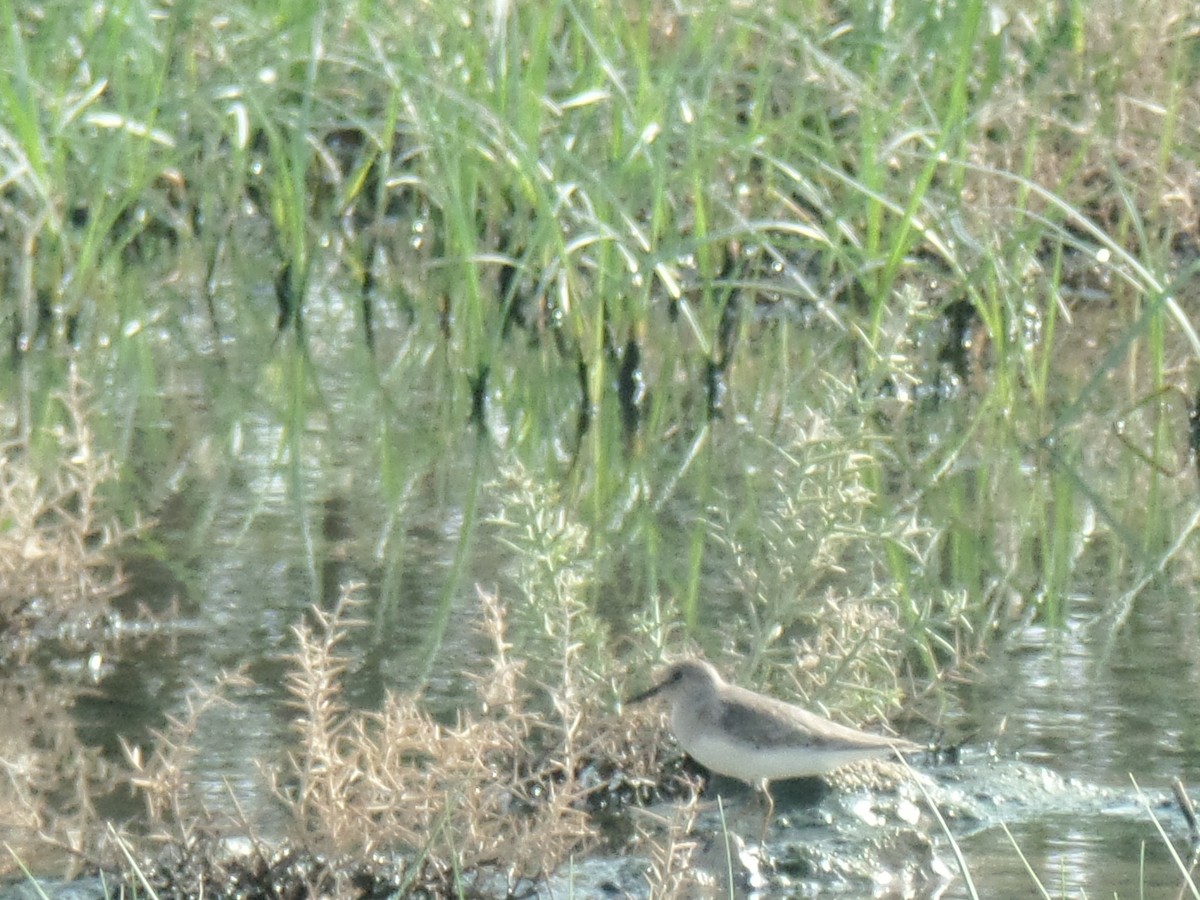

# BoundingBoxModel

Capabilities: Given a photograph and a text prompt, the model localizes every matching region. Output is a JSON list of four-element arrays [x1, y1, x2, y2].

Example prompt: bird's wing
[[719, 684, 914, 751]]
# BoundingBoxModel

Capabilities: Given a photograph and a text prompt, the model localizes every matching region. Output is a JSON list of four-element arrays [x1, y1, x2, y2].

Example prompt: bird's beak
[[625, 679, 665, 706]]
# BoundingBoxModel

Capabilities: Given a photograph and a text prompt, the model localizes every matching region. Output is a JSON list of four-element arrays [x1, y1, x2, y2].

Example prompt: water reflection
[[32, 318, 1200, 896], [961, 594, 1200, 787], [958, 815, 1192, 899], [946, 589, 1200, 897]]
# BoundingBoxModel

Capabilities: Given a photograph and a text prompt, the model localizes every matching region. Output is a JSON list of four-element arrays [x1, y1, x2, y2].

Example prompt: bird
[[627, 658, 922, 830]]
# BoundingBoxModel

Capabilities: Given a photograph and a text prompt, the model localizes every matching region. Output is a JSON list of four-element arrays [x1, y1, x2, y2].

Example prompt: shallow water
[[9, 287, 1200, 897], [67, 437, 1200, 897], [941, 590, 1200, 897]]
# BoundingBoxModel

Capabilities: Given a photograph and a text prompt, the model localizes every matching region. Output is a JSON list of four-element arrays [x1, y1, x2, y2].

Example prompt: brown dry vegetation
[[0, 368, 133, 879], [113, 584, 675, 896], [0, 680, 109, 880], [0, 366, 128, 643], [974, 4, 1199, 235], [280, 588, 595, 883]]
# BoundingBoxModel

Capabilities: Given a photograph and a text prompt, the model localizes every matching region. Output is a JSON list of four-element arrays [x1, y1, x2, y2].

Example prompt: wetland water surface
[[945, 591, 1200, 898], [7, 0, 1200, 894], [9, 286, 1200, 898], [63, 364, 1200, 896]]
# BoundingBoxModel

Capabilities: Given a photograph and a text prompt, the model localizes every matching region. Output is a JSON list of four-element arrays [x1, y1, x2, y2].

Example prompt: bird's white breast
[[681, 727, 892, 781]]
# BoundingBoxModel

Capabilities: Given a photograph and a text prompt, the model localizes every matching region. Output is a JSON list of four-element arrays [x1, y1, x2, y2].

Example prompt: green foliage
[[1, 0, 1196, 679], [4, 0, 1200, 892]]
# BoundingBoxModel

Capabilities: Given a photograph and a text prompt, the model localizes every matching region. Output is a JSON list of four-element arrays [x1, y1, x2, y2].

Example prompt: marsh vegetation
[[2, 0, 1200, 895]]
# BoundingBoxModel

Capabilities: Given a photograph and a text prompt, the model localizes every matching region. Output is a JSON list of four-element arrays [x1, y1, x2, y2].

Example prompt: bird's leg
[[756, 778, 774, 848]]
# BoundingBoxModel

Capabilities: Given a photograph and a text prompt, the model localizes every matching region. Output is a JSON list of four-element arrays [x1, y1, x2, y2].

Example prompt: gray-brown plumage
[[628, 658, 921, 784]]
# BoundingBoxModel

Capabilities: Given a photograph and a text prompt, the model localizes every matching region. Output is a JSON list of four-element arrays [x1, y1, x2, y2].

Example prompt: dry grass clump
[[124, 668, 256, 832], [276, 585, 598, 893], [113, 587, 601, 895], [639, 790, 707, 899], [706, 390, 942, 708], [0, 370, 141, 880], [0, 680, 108, 880], [0, 366, 130, 644], [108, 581, 677, 897], [977, 1, 1200, 234]]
